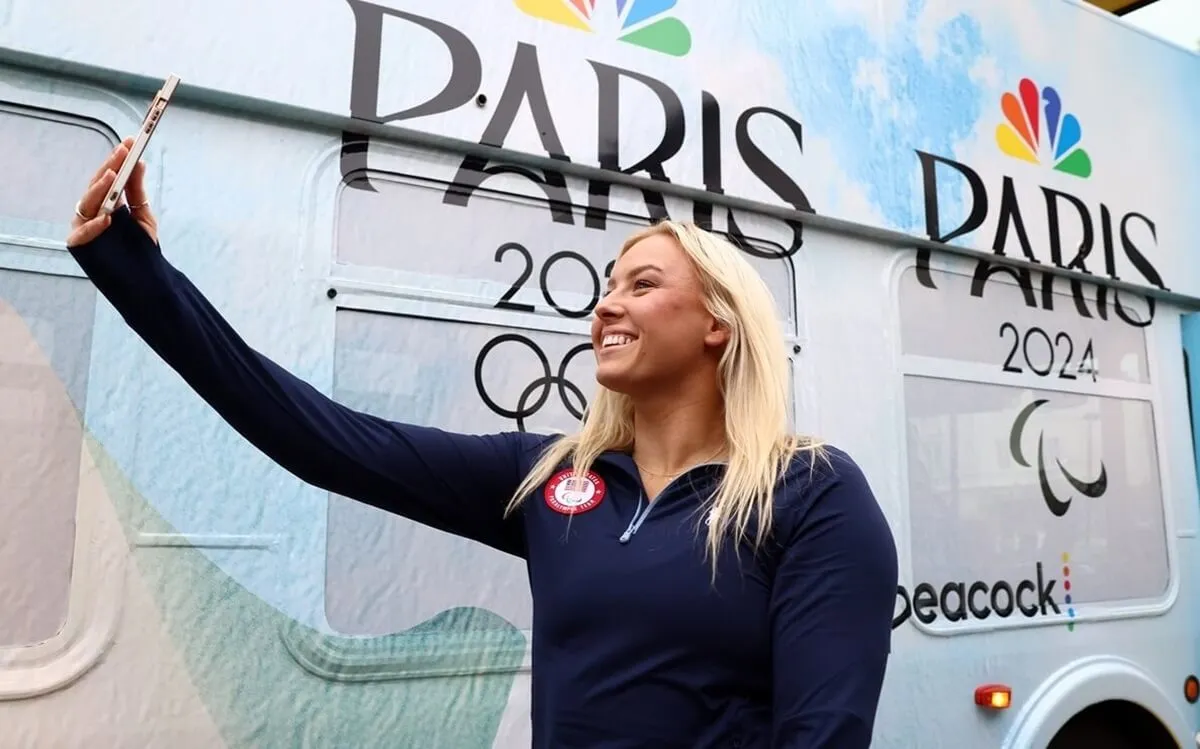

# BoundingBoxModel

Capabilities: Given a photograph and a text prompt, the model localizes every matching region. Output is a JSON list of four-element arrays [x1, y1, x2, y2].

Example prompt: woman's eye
[[634, 279, 653, 290]]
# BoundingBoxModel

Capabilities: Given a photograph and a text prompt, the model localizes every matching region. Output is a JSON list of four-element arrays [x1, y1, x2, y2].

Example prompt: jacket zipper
[[617, 462, 726, 545], [618, 493, 650, 544]]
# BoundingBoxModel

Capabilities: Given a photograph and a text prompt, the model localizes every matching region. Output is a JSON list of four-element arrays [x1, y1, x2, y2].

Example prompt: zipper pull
[[618, 495, 643, 544]]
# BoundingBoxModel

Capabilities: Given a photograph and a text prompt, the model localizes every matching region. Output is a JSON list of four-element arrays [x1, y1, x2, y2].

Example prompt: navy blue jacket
[[70, 208, 899, 748]]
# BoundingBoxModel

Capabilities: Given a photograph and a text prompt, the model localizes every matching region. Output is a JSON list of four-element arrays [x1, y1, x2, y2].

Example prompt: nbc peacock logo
[[995, 77, 1092, 179], [514, 0, 692, 57]]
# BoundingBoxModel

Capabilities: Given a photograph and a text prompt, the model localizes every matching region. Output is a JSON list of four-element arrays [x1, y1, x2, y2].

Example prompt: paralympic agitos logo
[[893, 399, 1103, 631], [1009, 398, 1107, 517]]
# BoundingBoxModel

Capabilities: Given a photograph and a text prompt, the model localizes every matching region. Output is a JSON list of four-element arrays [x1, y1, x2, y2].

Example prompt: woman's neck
[[630, 393, 727, 477]]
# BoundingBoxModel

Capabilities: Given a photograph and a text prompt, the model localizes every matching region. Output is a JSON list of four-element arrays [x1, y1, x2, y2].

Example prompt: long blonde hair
[[505, 220, 823, 570]]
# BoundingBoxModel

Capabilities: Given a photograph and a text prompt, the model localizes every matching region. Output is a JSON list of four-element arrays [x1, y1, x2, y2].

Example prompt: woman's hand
[[67, 137, 159, 248]]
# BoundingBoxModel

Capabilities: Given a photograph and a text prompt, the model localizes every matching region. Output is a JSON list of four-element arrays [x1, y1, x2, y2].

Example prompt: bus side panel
[[0, 288, 230, 748], [0, 79, 531, 749]]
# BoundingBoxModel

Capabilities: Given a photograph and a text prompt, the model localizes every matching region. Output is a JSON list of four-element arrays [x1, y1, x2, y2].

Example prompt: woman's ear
[[704, 318, 731, 348]]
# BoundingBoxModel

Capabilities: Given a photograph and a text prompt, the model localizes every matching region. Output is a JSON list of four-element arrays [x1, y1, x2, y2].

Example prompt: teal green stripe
[[84, 430, 527, 749]]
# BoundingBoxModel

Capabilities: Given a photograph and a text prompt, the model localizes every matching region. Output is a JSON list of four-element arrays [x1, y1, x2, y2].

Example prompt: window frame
[[0, 99, 126, 700], [887, 250, 1179, 638]]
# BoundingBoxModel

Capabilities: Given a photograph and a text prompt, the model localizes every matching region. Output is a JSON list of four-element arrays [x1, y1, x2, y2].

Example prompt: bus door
[[1183, 314, 1200, 492]]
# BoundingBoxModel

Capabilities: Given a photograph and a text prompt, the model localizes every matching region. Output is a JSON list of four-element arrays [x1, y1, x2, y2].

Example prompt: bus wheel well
[[1047, 699, 1178, 749]]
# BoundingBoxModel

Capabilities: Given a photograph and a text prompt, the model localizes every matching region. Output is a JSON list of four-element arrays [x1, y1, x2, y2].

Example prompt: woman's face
[[591, 233, 729, 395]]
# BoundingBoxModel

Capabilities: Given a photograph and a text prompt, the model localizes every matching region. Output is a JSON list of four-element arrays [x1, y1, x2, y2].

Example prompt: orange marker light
[[974, 684, 1012, 710], [1184, 676, 1199, 704]]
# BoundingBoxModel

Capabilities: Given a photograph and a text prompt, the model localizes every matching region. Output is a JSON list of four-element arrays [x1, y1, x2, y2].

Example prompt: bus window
[[322, 308, 586, 637], [0, 105, 112, 241], [0, 269, 97, 648], [896, 262, 1167, 633], [0, 104, 106, 649], [335, 168, 798, 337]]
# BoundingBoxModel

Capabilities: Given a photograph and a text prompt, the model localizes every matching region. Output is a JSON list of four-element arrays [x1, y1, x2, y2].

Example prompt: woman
[[68, 140, 898, 748]]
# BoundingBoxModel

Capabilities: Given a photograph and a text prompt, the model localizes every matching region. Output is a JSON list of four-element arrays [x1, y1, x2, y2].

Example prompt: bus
[[1, 0, 1199, 746]]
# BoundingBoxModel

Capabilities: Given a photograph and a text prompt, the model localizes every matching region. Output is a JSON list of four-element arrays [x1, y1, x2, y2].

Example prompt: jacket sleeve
[[769, 448, 898, 748], [68, 208, 543, 558]]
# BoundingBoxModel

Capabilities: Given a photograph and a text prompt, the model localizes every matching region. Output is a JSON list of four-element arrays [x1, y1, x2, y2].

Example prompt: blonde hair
[[505, 220, 823, 571]]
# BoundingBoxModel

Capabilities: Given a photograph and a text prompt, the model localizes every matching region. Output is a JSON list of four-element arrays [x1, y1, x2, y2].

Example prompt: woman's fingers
[[126, 159, 159, 244], [125, 158, 149, 209], [66, 169, 116, 248], [65, 213, 112, 248], [87, 138, 133, 188], [73, 168, 116, 225], [69, 136, 160, 247]]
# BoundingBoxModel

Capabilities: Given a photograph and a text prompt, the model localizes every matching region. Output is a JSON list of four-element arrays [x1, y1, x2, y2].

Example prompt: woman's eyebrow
[[607, 263, 664, 289]]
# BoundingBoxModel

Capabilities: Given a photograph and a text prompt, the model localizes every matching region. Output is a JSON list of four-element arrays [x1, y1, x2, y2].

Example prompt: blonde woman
[[69, 140, 898, 748]]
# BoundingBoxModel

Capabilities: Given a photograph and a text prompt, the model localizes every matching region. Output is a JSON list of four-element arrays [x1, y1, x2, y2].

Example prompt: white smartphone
[[100, 73, 181, 215]]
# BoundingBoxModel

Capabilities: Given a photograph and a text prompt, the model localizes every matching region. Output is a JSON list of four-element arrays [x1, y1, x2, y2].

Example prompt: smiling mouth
[[601, 334, 634, 349]]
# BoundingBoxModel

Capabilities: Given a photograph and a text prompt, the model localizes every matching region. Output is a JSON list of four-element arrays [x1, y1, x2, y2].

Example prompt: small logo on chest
[[544, 470, 607, 515]]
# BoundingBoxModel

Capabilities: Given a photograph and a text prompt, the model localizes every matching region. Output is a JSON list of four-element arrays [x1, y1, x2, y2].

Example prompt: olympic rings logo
[[473, 333, 592, 432]]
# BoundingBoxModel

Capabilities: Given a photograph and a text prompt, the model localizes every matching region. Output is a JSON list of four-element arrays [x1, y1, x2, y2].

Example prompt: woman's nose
[[594, 294, 622, 320]]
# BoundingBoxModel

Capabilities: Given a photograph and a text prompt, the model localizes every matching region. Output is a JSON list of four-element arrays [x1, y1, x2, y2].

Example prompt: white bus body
[[1, 1, 1199, 747]]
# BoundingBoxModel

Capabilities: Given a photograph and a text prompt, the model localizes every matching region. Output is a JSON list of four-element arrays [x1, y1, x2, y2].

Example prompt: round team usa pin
[[544, 469, 607, 515]]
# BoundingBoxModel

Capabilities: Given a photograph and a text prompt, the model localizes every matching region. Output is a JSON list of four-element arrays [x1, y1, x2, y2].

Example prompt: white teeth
[[602, 334, 632, 348]]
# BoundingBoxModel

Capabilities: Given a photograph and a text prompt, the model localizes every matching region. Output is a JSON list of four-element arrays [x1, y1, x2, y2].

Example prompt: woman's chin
[[594, 366, 635, 395]]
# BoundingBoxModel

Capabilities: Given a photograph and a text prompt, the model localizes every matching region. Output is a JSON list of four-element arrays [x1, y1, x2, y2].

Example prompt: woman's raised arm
[[66, 140, 546, 558]]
